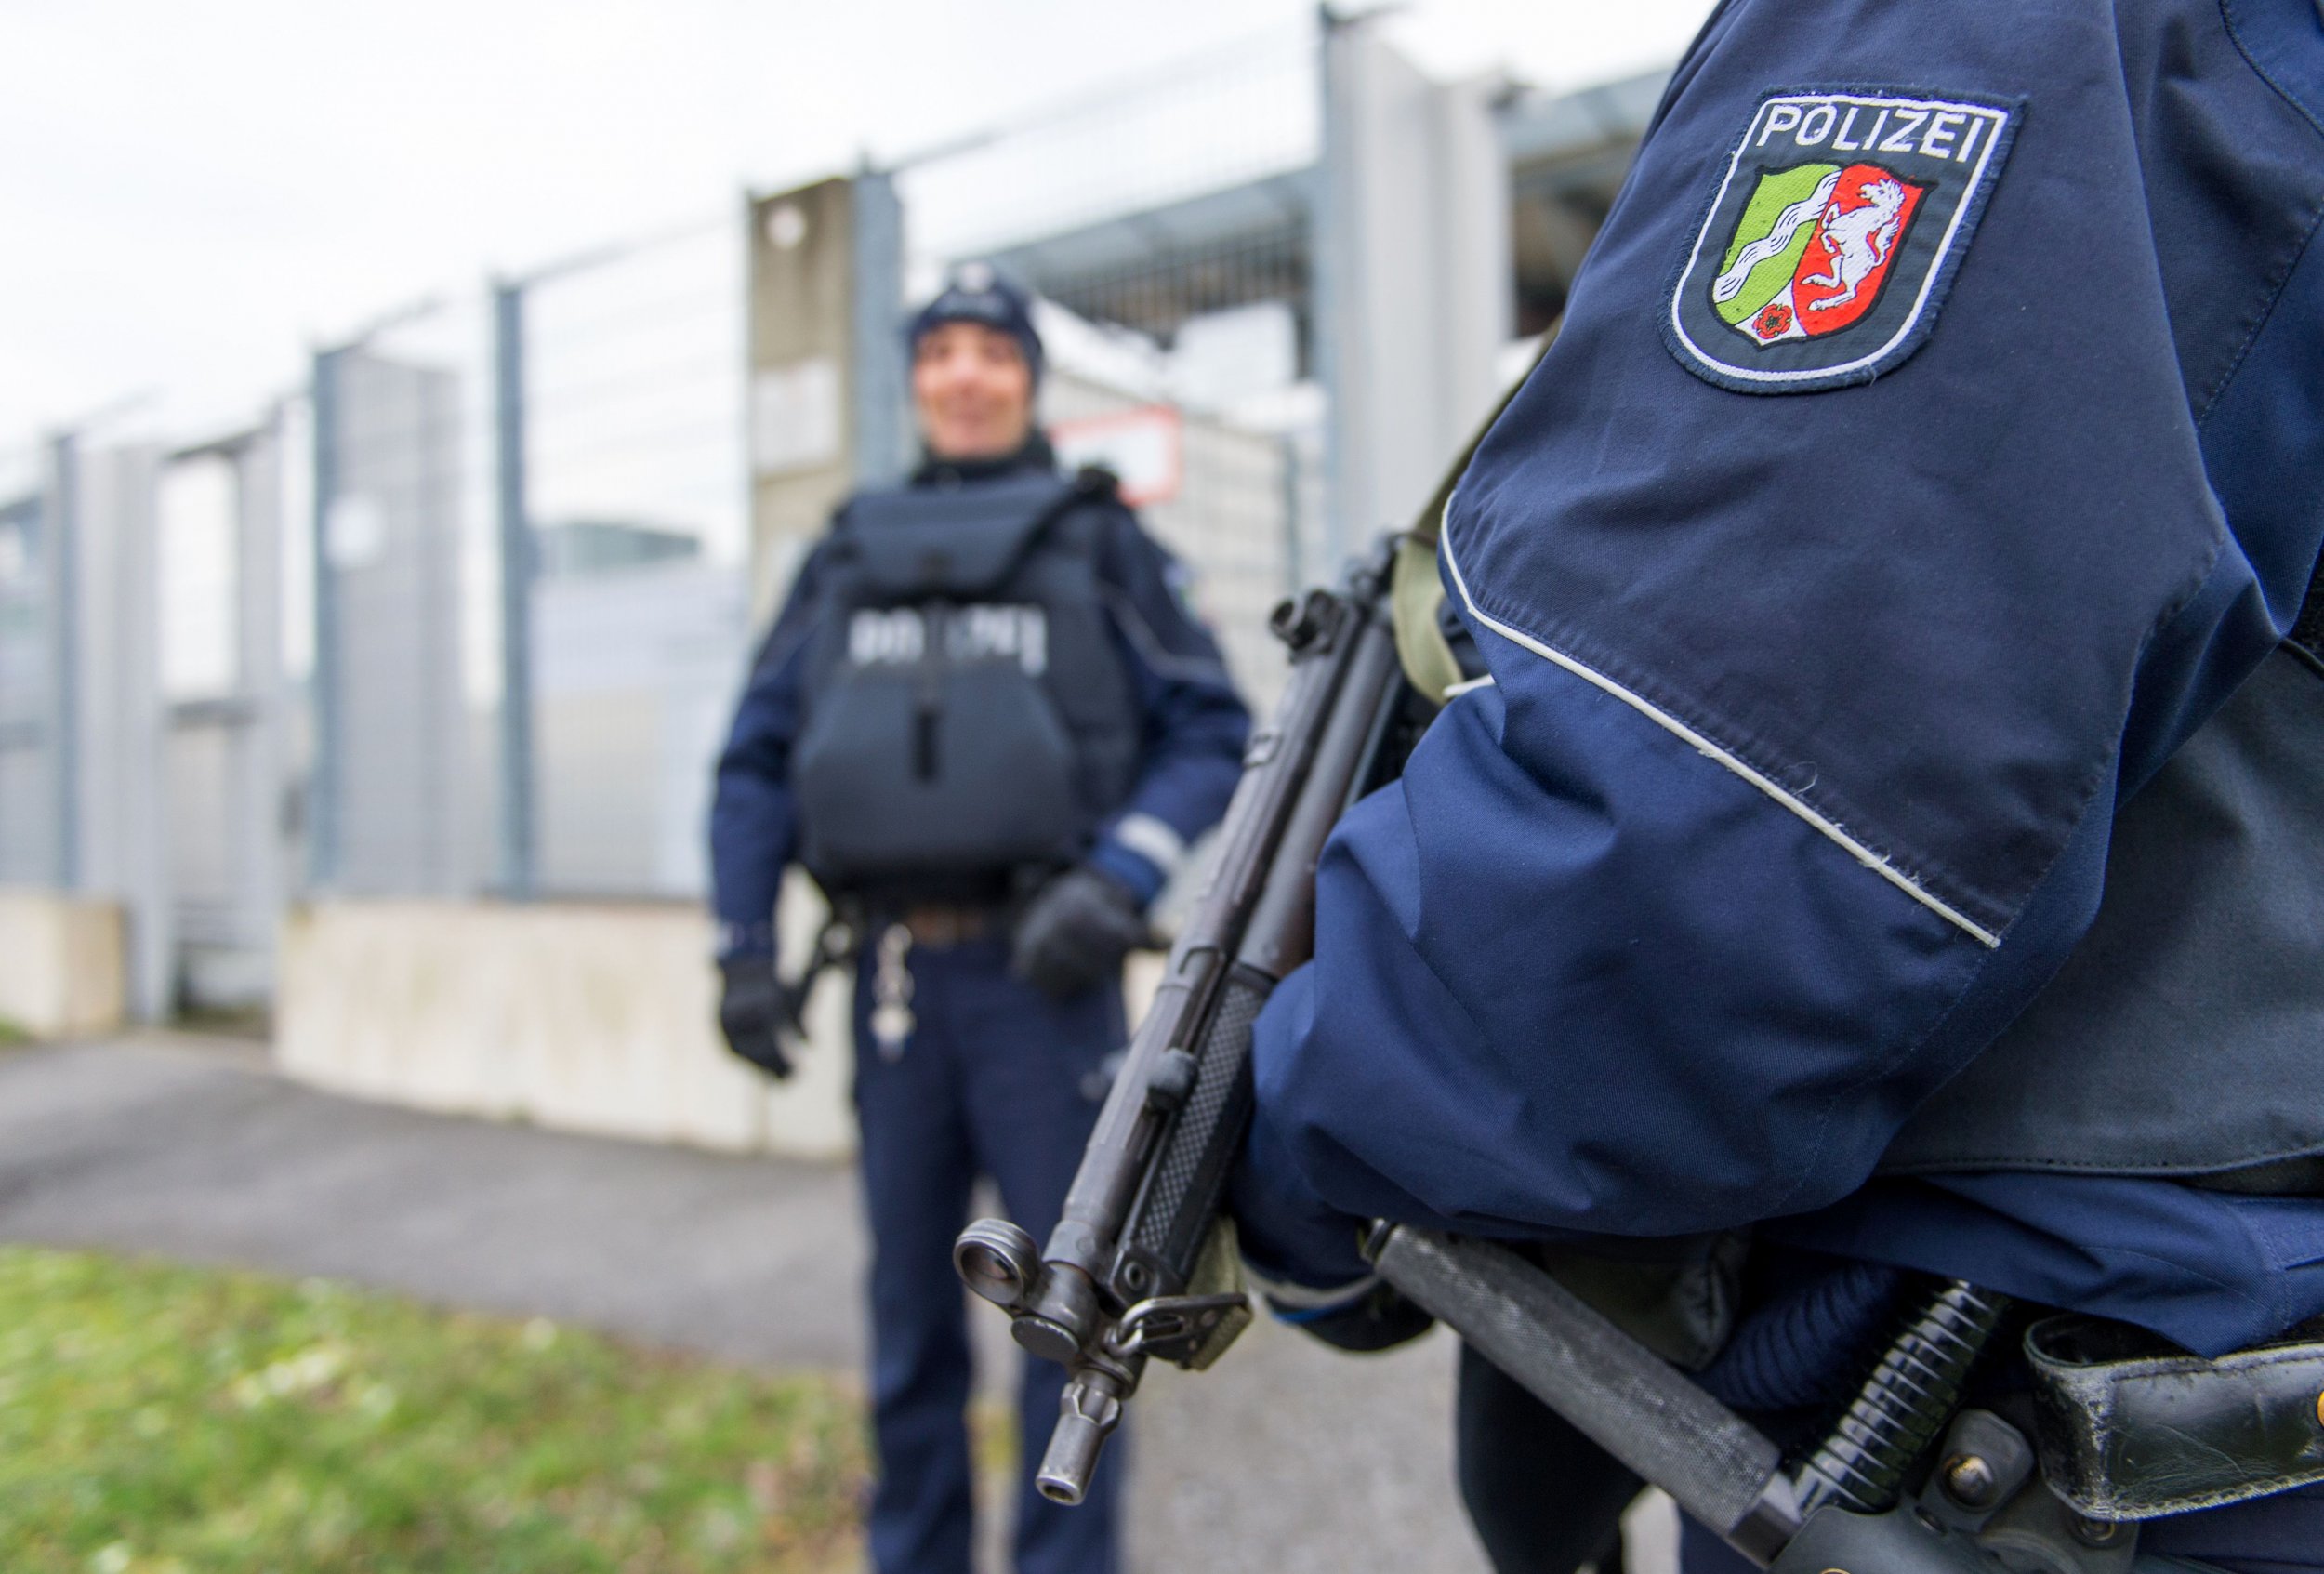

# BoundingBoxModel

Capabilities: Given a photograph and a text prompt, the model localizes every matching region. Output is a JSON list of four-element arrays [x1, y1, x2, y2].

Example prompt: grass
[[0, 1246, 869, 1573], [0, 1017, 29, 1048]]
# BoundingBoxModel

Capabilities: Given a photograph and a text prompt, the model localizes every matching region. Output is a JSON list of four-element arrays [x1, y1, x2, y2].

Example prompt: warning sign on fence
[[1050, 405, 1183, 507]]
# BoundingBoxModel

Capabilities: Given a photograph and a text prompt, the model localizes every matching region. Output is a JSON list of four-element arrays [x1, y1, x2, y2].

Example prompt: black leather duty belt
[[899, 904, 998, 949], [2027, 1313, 2324, 1519]]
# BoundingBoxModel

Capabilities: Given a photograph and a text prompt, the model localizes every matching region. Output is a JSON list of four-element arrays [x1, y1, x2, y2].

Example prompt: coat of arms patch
[[1667, 90, 2019, 393]]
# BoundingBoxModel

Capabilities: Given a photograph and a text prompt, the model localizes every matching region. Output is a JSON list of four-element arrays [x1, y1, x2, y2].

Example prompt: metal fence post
[[45, 430, 81, 891], [308, 347, 342, 891], [1313, 6, 1354, 573], [1313, 9, 1509, 564], [238, 417, 289, 991], [493, 279, 536, 900], [116, 443, 170, 1023]]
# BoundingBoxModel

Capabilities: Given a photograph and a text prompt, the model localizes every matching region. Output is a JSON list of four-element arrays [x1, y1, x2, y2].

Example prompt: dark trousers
[[852, 934, 1127, 1574], [1458, 1343, 1641, 1574]]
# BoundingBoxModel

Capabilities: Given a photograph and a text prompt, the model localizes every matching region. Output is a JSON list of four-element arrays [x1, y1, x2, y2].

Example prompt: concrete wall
[[275, 880, 855, 1160], [747, 179, 863, 622], [274, 891, 1170, 1164], [0, 889, 125, 1038]]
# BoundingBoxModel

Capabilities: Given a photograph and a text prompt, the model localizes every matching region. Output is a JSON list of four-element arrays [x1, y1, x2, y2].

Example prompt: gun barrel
[[1036, 1367, 1128, 1506]]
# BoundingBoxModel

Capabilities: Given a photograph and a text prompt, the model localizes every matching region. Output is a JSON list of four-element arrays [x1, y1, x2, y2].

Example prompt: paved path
[[0, 1035, 1528, 1573]]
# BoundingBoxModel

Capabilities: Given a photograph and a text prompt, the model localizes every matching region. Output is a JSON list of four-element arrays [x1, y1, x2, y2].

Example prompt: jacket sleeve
[[707, 544, 829, 962], [1235, 0, 2324, 1286], [1084, 510, 1253, 905]]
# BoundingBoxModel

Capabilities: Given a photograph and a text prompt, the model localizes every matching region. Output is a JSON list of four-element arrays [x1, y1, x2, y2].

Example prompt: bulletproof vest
[[791, 470, 1140, 903], [1882, 565, 2324, 1190]]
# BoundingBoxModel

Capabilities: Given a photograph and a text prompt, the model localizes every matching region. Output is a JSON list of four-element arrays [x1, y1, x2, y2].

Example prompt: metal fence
[[4, 19, 1644, 1021], [310, 300, 496, 899], [161, 427, 289, 1007], [300, 224, 757, 908], [515, 219, 750, 900]]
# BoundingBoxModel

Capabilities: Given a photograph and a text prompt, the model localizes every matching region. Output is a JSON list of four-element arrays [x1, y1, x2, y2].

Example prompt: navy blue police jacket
[[709, 441, 1250, 963], [1235, 0, 2324, 1556]]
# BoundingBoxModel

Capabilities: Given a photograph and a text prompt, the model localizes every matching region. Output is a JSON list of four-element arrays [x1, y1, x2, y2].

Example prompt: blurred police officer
[[710, 266, 1248, 1574], [1231, 1, 2324, 1571]]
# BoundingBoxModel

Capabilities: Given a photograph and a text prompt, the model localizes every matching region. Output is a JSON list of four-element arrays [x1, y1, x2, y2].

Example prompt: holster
[[2027, 1313, 2324, 1518], [776, 911, 859, 1044]]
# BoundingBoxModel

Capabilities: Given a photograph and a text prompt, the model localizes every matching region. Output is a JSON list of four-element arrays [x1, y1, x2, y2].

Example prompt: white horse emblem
[[1800, 177, 1910, 311]]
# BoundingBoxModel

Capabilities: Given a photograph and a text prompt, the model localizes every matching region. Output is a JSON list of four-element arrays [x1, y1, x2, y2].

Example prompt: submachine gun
[[953, 532, 1420, 1502], [956, 541, 2134, 1572]]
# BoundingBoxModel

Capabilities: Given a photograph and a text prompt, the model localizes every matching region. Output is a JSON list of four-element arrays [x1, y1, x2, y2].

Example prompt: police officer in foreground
[[1229, 0, 2324, 1571], [710, 267, 1248, 1574]]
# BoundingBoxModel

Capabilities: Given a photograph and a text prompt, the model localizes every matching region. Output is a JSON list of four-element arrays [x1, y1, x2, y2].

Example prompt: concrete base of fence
[[274, 887, 1170, 1165], [275, 885, 855, 1160], [0, 890, 126, 1039]]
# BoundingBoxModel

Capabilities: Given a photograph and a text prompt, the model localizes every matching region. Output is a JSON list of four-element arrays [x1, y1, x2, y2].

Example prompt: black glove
[[718, 957, 793, 1079], [1010, 866, 1149, 1000]]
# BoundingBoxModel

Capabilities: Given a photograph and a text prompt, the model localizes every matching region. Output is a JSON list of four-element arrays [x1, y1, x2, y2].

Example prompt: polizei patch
[[1666, 90, 2018, 393]]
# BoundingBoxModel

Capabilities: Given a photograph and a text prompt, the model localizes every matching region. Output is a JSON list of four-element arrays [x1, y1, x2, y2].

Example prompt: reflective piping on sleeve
[[1098, 584, 1235, 685], [1444, 674, 1497, 697], [1112, 812, 1188, 875], [1439, 509, 2001, 949]]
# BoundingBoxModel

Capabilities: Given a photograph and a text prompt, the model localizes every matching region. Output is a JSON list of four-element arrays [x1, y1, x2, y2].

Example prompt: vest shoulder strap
[[835, 471, 1090, 602]]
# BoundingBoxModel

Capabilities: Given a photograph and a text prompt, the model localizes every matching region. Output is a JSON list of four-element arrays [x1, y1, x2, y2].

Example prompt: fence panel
[[160, 428, 286, 1007], [520, 219, 750, 900], [312, 301, 496, 897]]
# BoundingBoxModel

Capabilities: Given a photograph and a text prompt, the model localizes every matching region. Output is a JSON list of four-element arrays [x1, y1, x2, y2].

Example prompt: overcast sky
[[1, 0, 1716, 445]]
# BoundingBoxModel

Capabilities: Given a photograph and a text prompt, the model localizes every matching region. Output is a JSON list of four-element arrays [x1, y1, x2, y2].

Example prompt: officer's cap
[[905, 263, 1044, 386]]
